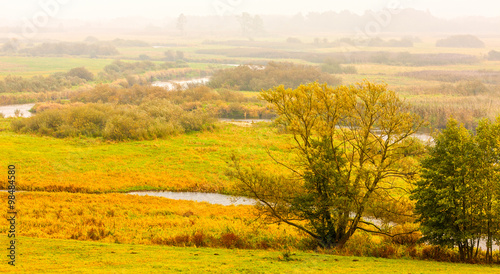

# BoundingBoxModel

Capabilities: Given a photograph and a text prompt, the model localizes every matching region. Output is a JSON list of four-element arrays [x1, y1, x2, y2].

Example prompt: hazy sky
[[1, 0, 499, 21]]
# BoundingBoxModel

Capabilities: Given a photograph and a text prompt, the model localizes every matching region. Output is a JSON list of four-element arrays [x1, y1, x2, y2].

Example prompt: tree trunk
[[486, 196, 493, 264], [458, 243, 465, 262]]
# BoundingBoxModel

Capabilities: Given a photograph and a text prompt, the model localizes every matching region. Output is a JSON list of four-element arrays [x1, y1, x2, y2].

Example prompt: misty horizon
[[0, 0, 499, 23]]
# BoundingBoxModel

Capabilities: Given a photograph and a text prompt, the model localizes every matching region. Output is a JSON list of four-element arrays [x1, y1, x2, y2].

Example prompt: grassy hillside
[[0, 120, 291, 194]]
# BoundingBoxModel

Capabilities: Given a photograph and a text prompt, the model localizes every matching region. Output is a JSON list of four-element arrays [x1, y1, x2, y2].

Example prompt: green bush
[[67, 67, 94, 81], [436, 35, 485, 48], [209, 62, 341, 91], [11, 101, 216, 141], [488, 50, 500, 61], [103, 111, 152, 141]]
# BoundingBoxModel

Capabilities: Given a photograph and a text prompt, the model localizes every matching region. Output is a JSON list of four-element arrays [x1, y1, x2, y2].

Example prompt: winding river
[[128, 191, 256, 206], [152, 77, 210, 90], [127, 190, 494, 250]]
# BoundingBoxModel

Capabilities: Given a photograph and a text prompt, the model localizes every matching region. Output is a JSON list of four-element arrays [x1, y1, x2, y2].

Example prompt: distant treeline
[[208, 62, 341, 91], [12, 101, 215, 141], [197, 48, 479, 66], [19, 42, 119, 56], [0, 67, 94, 94], [1, 38, 153, 55], [0, 91, 72, 105]]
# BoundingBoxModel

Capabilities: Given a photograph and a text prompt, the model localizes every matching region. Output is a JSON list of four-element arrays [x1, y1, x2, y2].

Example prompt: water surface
[[152, 77, 210, 90], [128, 191, 256, 206], [0, 103, 35, 117]]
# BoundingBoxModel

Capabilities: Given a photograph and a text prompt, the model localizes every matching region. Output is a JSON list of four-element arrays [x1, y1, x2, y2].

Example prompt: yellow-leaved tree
[[230, 81, 423, 249]]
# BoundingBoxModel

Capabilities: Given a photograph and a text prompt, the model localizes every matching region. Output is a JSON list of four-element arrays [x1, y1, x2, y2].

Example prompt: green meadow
[[1, 237, 498, 273], [0, 56, 113, 78]]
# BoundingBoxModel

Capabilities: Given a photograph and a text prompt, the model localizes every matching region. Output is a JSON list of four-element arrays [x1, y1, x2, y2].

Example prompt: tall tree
[[411, 119, 484, 262], [176, 14, 187, 35], [237, 13, 264, 37], [237, 12, 253, 36], [475, 118, 500, 263], [230, 81, 423, 248]]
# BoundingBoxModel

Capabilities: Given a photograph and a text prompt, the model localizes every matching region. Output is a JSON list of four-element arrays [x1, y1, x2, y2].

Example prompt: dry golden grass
[[0, 191, 302, 249]]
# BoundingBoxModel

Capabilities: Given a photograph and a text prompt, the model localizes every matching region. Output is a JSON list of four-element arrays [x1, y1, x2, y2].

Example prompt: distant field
[[1, 237, 498, 273], [315, 44, 493, 56], [0, 56, 113, 78]]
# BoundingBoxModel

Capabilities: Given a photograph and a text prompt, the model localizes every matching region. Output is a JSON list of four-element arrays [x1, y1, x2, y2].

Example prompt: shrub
[[192, 231, 208, 247], [419, 245, 459, 262], [389, 223, 421, 246], [67, 67, 94, 81], [341, 233, 373, 257], [372, 243, 398, 258], [436, 35, 485, 48], [0, 72, 85, 94], [488, 50, 500, 61], [286, 37, 302, 43], [103, 111, 152, 141], [321, 59, 343, 74], [220, 232, 242, 248], [209, 62, 341, 91], [11, 101, 216, 141], [171, 235, 191, 246], [341, 65, 357, 74]]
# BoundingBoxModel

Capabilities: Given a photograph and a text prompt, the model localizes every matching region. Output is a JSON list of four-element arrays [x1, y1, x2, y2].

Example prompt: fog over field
[[0, 0, 499, 38]]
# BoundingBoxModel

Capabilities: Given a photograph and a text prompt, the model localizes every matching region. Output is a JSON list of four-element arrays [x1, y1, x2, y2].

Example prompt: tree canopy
[[411, 118, 500, 262], [230, 81, 423, 248]]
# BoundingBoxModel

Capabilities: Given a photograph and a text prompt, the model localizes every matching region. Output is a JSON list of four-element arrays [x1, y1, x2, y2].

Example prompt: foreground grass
[[1, 237, 498, 273]]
